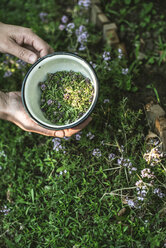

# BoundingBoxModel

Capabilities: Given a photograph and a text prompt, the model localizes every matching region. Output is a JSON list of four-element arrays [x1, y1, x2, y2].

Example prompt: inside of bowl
[[23, 54, 98, 129]]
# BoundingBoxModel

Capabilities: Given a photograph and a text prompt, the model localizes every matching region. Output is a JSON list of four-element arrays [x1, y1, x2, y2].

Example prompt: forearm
[[0, 91, 9, 120]]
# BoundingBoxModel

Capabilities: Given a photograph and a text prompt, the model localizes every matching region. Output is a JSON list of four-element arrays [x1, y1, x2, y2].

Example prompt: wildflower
[[103, 51, 111, 61], [47, 99, 53, 105], [64, 169, 67, 174], [0, 150, 6, 157], [75, 133, 81, 141], [89, 61, 97, 69], [136, 187, 147, 202], [92, 148, 101, 157], [103, 99, 110, 103], [66, 23, 75, 34], [79, 44, 86, 51], [117, 157, 134, 171], [0, 205, 10, 215], [77, 31, 88, 43], [16, 59, 27, 69], [153, 188, 165, 198], [3, 70, 12, 78], [135, 180, 144, 188], [61, 15, 68, 24], [108, 153, 115, 160], [118, 48, 123, 59], [75, 25, 86, 36], [87, 131, 95, 140], [141, 168, 155, 179], [127, 199, 136, 208], [122, 68, 129, 75], [75, 25, 88, 51], [78, 0, 91, 9], [63, 136, 70, 141], [118, 145, 124, 153], [41, 84, 46, 91], [59, 24, 65, 31], [52, 138, 66, 153], [39, 12, 48, 22]]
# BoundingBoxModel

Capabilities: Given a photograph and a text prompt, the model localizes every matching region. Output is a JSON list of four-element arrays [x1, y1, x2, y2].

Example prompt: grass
[[0, 0, 166, 247]]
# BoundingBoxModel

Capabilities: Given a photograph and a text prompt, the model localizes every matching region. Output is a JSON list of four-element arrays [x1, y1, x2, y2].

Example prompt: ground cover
[[0, 0, 165, 247]]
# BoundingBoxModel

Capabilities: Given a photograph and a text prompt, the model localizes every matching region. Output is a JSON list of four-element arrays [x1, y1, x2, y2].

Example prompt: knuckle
[[18, 48, 26, 59]]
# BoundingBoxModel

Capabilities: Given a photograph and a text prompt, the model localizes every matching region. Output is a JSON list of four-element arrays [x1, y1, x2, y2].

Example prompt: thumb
[[9, 40, 38, 64]]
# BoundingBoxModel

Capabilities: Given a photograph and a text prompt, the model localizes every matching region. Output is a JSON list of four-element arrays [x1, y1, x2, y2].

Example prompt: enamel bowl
[[21, 52, 99, 130]]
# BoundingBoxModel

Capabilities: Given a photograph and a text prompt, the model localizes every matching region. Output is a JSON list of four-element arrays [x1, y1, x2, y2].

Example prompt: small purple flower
[[108, 153, 115, 160], [41, 84, 46, 91], [3, 60, 8, 64], [77, 31, 88, 43], [122, 68, 129, 75], [79, 44, 86, 51], [118, 48, 123, 59], [90, 61, 97, 69], [103, 99, 110, 103], [39, 12, 48, 22], [92, 148, 101, 157], [75, 133, 81, 141], [141, 168, 154, 179], [47, 99, 53, 105], [87, 132, 95, 140], [3, 70, 12, 78], [75, 25, 86, 36], [66, 23, 75, 34], [52, 138, 66, 153], [78, 0, 91, 9], [59, 24, 65, 31], [63, 136, 70, 141], [103, 51, 111, 61], [16, 59, 27, 69], [58, 102, 61, 108], [127, 199, 136, 208], [64, 93, 70, 100], [61, 15, 68, 24], [135, 180, 144, 188], [153, 188, 165, 198], [0, 205, 10, 215]]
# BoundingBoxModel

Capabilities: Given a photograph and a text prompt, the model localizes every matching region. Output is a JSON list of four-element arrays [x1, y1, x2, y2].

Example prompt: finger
[[64, 117, 92, 137], [9, 39, 38, 64], [23, 123, 65, 137], [26, 117, 92, 137], [23, 30, 54, 58]]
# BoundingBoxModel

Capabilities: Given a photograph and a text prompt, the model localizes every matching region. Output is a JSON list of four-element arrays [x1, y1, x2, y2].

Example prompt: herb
[[39, 70, 94, 125]]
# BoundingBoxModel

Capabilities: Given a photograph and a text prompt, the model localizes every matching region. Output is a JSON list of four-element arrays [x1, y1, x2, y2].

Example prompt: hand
[[0, 22, 54, 64], [1, 92, 92, 137]]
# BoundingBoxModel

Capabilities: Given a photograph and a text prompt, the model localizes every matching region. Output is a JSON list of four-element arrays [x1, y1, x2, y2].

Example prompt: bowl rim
[[21, 51, 99, 130]]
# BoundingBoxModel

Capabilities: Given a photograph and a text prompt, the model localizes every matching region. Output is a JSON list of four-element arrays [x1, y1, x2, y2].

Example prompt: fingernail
[[29, 54, 37, 64]]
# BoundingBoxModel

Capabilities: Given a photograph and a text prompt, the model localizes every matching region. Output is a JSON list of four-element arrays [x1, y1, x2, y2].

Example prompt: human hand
[[0, 22, 54, 64], [1, 92, 92, 137]]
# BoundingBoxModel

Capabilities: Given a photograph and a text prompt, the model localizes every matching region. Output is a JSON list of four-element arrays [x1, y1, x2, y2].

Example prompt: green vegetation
[[0, 0, 165, 247], [40, 71, 94, 125]]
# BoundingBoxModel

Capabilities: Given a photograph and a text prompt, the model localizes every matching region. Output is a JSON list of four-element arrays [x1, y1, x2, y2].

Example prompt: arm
[[0, 22, 54, 64], [0, 23, 92, 137], [0, 91, 92, 137]]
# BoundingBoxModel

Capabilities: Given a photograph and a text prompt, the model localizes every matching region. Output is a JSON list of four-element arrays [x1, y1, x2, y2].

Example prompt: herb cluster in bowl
[[39, 70, 94, 125]]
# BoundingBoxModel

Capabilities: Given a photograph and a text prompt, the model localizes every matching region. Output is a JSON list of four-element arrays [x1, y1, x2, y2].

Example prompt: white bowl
[[21, 52, 99, 130]]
